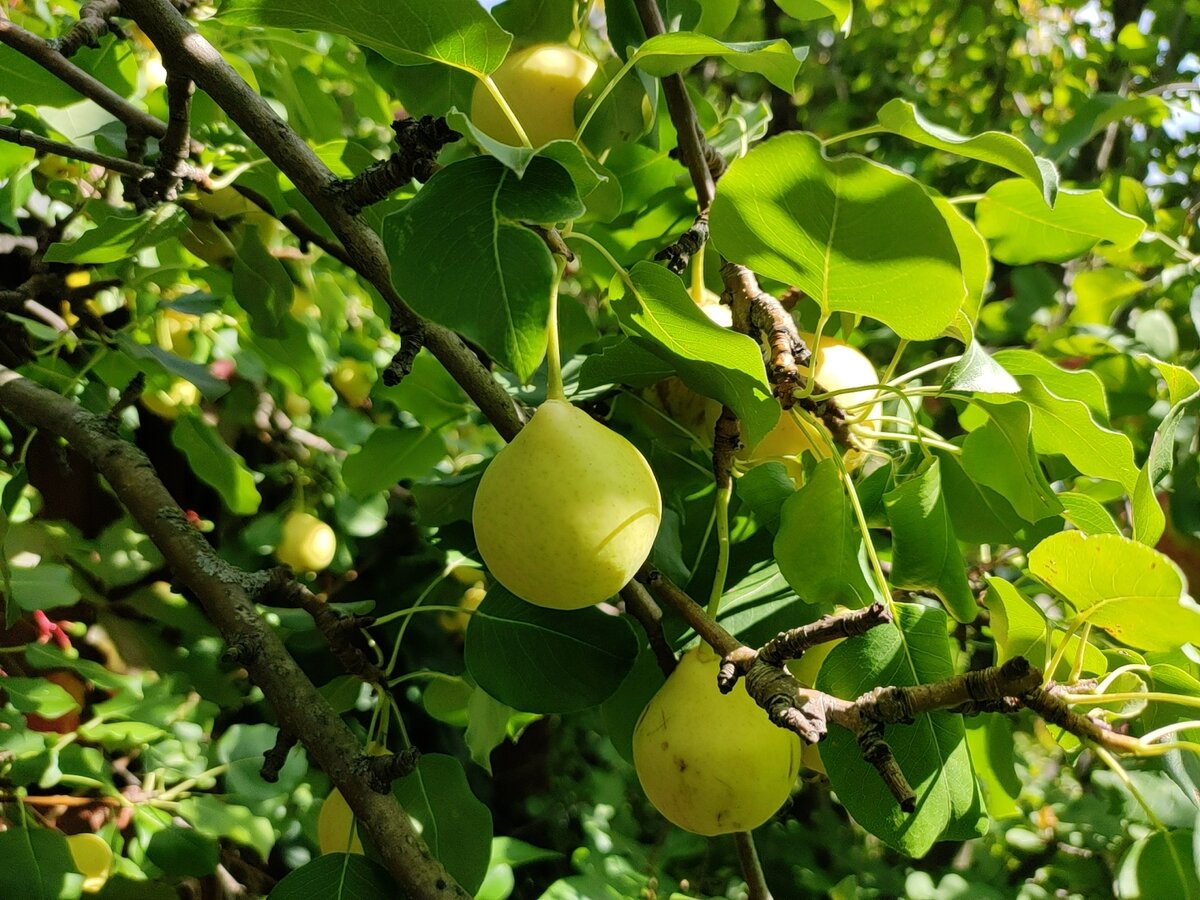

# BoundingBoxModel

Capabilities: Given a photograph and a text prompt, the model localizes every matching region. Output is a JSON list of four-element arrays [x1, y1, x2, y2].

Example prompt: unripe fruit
[[142, 379, 201, 420], [24, 670, 86, 734], [470, 44, 599, 147], [633, 646, 800, 835], [66, 832, 113, 893], [275, 511, 337, 573], [744, 333, 882, 477], [316, 788, 363, 855], [332, 359, 375, 408], [472, 399, 661, 609]]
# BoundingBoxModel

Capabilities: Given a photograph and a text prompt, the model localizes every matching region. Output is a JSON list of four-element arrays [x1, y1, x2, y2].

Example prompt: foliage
[[0, 0, 1198, 897]]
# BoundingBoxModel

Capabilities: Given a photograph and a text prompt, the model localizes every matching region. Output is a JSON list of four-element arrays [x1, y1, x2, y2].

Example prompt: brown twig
[[0, 365, 465, 899], [619, 581, 677, 677], [51, 0, 122, 57], [654, 211, 709, 275], [336, 116, 460, 214], [0, 124, 151, 179], [260, 727, 297, 783], [141, 69, 199, 203]]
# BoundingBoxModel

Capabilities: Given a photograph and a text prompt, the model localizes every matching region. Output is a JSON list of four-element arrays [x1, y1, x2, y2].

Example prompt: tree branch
[[120, 0, 523, 437], [51, 0, 121, 57], [0, 365, 468, 899], [0, 123, 152, 179], [141, 69, 196, 203], [619, 580, 677, 676], [334, 116, 460, 214]]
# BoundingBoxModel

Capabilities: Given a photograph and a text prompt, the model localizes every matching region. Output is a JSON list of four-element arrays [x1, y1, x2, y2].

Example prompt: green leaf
[[816, 603, 985, 856], [0, 41, 133, 109], [774, 0, 852, 31], [964, 715, 1021, 820], [935, 450, 1031, 546], [1115, 831, 1200, 900], [942, 342, 1019, 394], [0, 828, 81, 900], [991, 348, 1110, 420], [1070, 268, 1145, 325], [773, 459, 879, 609], [112, 333, 230, 402], [614, 262, 779, 447], [464, 687, 537, 773], [983, 576, 1107, 679], [393, 754, 493, 895], [171, 416, 261, 515], [576, 337, 674, 390], [180, 795, 275, 861], [633, 34, 805, 92], [961, 401, 1061, 523], [883, 458, 976, 623], [1058, 492, 1121, 536], [145, 828, 219, 878], [342, 427, 445, 498], [382, 156, 583, 381], [932, 196, 991, 342], [464, 586, 639, 713], [220, 0, 512, 71], [267, 853, 395, 900], [1132, 386, 1200, 546], [1, 676, 80, 717], [491, 0, 576, 44], [9, 562, 81, 612], [231, 225, 294, 339], [44, 203, 187, 264], [710, 132, 966, 339], [1029, 531, 1200, 652], [1048, 93, 1170, 162], [975, 179, 1145, 265], [877, 100, 1058, 204]]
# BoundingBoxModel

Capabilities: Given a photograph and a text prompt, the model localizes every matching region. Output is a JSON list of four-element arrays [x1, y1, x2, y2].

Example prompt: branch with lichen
[[637, 564, 1156, 812], [335, 116, 461, 214]]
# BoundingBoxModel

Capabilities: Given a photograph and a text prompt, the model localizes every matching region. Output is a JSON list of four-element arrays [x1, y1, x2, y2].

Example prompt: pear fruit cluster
[[472, 400, 661, 610], [633, 646, 801, 835]]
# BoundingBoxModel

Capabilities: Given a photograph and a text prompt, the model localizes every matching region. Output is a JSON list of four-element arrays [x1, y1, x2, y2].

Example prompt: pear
[[472, 399, 661, 610], [633, 646, 801, 835]]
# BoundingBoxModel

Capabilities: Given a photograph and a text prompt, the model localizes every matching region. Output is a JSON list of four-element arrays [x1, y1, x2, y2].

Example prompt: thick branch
[[335, 116, 460, 214], [0, 366, 467, 900], [142, 70, 196, 202], [121, 0, 523, 437], [0, 11, 168, 140]]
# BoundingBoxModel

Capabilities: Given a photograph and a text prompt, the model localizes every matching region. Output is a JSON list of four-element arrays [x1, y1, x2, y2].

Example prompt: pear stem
[[546, 254, 569, 402], [706, 483, 732, 619], [477, 74, 533, 148]]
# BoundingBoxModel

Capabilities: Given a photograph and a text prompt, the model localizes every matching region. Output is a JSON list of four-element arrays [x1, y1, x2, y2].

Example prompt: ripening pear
[[472, 399, 661, 609], [633, 646, 801, 835]]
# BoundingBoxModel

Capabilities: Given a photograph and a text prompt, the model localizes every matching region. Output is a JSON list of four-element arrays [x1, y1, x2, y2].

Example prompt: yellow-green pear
[[633, 646, 801, 835], [472, 399, 661, 609]]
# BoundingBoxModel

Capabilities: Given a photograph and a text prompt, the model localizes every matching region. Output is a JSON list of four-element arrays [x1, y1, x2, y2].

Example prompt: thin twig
[[619, 581, 677, 676], [0, 124, 151, 178]]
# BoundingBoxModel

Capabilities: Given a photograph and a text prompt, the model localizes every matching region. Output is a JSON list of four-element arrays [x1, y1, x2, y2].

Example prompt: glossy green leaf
[[933, 196, 992, 342], [0, 828, 81, 900], [267, 853, 394, 900], [464, 586, 639, 713], [983, 576, 1107, 679], [976, 179, 1145, 265], [393, 754, 493, 895], [633, 34, 805, 91], [817, 603, 985, 856], [774, 0, 852, 30], [231, 225, 293, 339], [961, 401, 1061, 523], [1029, 531, 1200, 652], [942, 342, 1019, 394], [171, 416, 261, 515], [774, 459, 880, 609], [1070, 268, 1145, 324], [1058, 492, 1120, 536], [1115, 831, 1200, 900], [936, 450, 1031, 546], [180, 795, 274, 861], [878, 100, 1058, 204], [383, 156, 583, 381], [220, 0, 511, 71], [1, 676, 79, 717], [576, 337, 674, 390], [9, 563, 81, 612], [710, 132, 966, 339], [44, 203, 187, 264], [991, 349, 1110, 420], [342, 426, 445, 498], [145, 828, 219, 878], [964, 715, 1021, 820], [614, 262, 779, 447], [883, 458, 977, 623]]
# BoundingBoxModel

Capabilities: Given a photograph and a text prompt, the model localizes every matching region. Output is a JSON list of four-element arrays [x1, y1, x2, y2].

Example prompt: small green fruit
[[472, 399, 661, 609]]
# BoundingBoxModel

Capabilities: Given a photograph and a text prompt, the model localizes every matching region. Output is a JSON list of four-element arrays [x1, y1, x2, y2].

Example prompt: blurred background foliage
[[0, 0, 1198, 897]]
